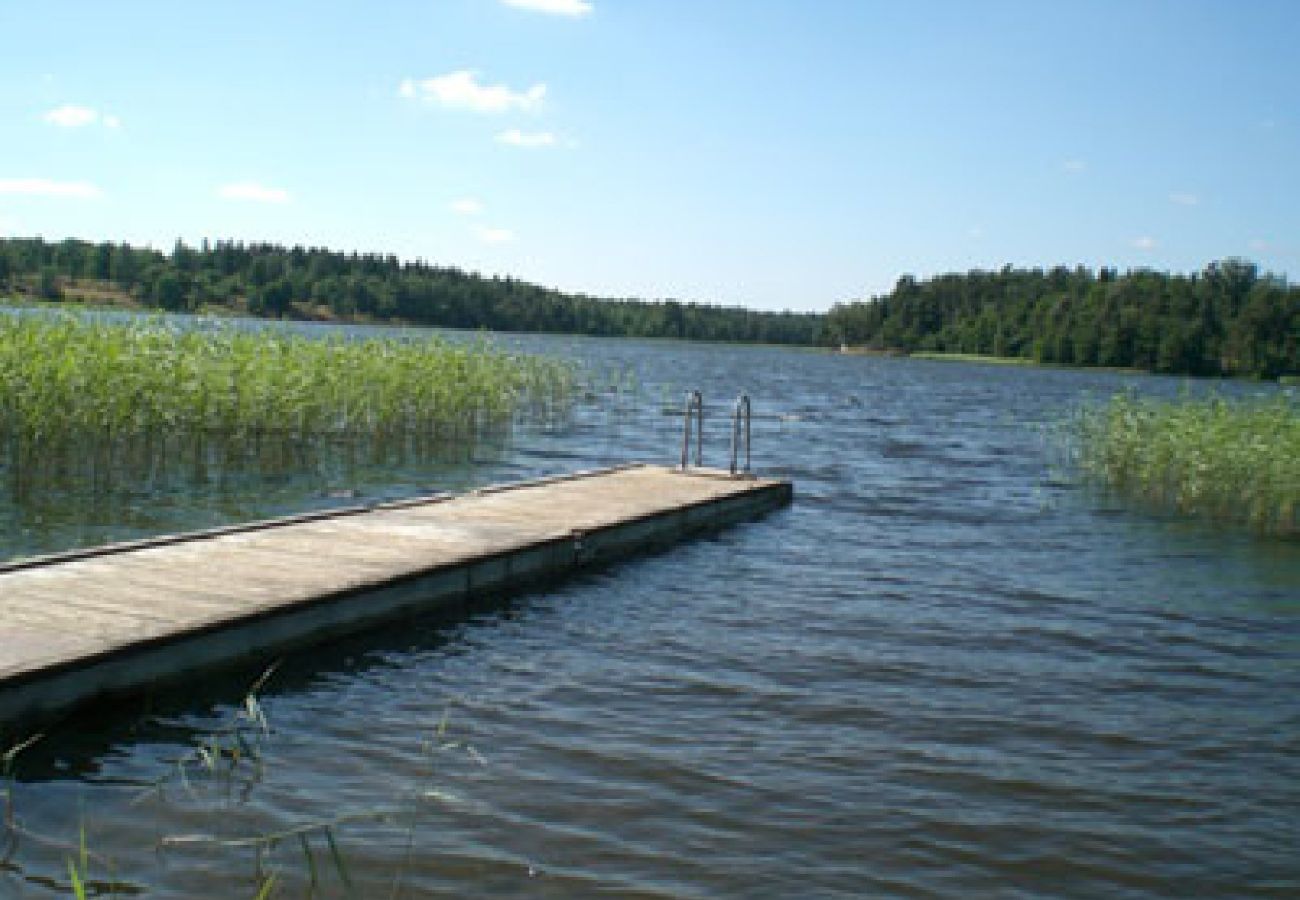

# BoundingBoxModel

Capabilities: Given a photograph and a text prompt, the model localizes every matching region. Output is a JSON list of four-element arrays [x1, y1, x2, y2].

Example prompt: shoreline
[[835, 345, 1287, 381], [0, 295, 825, 352], [910, 350, 1149, 376], [4, 294, 1294, 382]]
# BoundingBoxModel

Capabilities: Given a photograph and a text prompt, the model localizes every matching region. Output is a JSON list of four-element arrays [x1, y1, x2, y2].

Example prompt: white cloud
[[0, 177, 102, 199], [218, 182, 290, 203], [1169, 192, 1199, 207], [450, 197, 484, 215], [43, 104, 120, 129], [0, 215, 22, 235], [496, 128, 558, 148], [1132, 235, 1157, 251], [1062, 159, 1087, 174], [399, 71, 546, 114], [502, 0, 593, 17], [967, 226, 984, 239], [474, 225, 514, 243]]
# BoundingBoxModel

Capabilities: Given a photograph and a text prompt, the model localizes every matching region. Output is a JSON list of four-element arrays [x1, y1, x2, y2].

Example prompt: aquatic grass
[[1075, 390, 1299, 537], [135, 673, 484, 898], [66, 820, 89, 900], [0, 314, 578, 496], [3, 735, 128, 897], [1, 665, 380, 898]]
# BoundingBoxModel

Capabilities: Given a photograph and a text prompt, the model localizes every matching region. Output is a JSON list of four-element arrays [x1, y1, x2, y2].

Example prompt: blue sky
[[0, 0, 1295, 311]]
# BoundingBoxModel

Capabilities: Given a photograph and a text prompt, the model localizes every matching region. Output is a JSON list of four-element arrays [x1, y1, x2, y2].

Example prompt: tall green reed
[[1074, 390, 1299, 537], [0, 314, 578, 498]]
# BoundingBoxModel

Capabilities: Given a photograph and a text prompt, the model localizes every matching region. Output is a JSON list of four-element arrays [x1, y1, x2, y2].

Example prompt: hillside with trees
[[0, 237, 826, 346], [827, 260, 1297, 378], [2, 238, 1295, 377]]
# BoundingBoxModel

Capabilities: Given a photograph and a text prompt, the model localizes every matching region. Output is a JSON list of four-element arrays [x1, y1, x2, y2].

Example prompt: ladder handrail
[[680, 389, 703, 469], [730, 394, 752, 475]]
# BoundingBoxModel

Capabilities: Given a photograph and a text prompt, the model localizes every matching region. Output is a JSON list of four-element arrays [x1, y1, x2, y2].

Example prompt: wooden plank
[[0, 464, 791, 732]]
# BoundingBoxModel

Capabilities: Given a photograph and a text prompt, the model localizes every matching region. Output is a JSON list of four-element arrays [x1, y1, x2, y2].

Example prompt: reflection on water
[[2, 322, 1298, 898]]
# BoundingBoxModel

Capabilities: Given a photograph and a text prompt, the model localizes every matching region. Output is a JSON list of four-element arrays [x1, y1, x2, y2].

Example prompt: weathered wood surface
[[0, 464, 791, 729]]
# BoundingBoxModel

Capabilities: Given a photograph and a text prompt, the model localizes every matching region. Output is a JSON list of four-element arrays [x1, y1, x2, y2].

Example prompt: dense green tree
[[38, 266, 62, 300], [2, 238, 1295, 375], [109, 243, 141, 288], [252, 278, 293, 317], [829, 259, 1297, 378], [151, 272, 186, 310], [91, 242, 113, 280], [171, 239, 197, 273]]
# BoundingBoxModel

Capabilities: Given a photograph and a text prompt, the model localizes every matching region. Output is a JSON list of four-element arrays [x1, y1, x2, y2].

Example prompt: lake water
[[3, 325, 1298, 898]]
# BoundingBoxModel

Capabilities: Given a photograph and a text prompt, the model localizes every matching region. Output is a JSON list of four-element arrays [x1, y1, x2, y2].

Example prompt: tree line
[[1, 238, 1295, 377], [0, 237, 825, 346], [827, 260, 1297, 378]]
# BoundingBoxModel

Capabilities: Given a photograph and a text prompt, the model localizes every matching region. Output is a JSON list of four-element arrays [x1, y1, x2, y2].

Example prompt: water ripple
[[4, 337, 1298, 898]]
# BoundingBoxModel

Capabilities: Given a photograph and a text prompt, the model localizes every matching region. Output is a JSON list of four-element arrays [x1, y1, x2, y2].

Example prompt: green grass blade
[[323, 826, 357, 898], [67, 858, 87, 900]]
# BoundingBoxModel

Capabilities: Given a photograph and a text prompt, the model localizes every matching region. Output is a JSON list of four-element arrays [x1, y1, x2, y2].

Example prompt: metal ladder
[[678, 390, 753, 476], [679, 389, 703, 469], [730, 393, 751, 476]]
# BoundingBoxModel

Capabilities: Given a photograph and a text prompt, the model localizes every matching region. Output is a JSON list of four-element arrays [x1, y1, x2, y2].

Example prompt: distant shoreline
[[3, 296, 1290, 382], [0, 295, 826, 353], [2, 238, 1294, 380], [836, 346, 1258, 380], [909, 350, 1149, 376]]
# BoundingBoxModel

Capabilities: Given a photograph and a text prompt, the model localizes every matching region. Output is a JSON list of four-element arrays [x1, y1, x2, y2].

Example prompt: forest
[[0, 238, 1295, 377], [0, 237, 826, 346], [827, 259, 1297, 378]]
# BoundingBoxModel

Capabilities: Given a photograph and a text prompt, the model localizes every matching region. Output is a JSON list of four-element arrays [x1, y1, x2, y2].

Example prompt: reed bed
[[1075, 391, 1299, 537], [0, 314, 578, 496]]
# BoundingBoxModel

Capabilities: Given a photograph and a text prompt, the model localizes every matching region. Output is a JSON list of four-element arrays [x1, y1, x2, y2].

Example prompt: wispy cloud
[[502, 0, 593, 17], [218, 182, 290, 203], [1132, 235, 1157, 251], [967, 226, 984, 239], [43, 104, 120, 129], [1062, 159, 1087, 174], [399, 71, 545, 114], [495, 128, 559, 148], [1169, 192, 1199, 207], [0, 177, 102, 199], [474, 225, 514, 244], [450, 197, 484, 216]]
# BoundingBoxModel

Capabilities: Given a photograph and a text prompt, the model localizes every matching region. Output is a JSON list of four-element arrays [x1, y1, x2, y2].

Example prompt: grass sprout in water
[[0, 314, 578, 503], [145, 675, 490, 899], [2, 666, 490, 898], [1075, 390, 1299, 537], [3, 735, 129, 897]]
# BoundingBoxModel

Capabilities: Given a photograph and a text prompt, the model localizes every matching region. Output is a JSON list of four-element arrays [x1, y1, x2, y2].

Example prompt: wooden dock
[[0, 464, 791, 733]]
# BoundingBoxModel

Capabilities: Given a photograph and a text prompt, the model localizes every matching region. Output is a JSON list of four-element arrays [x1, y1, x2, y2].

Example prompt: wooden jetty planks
[[0, 464, 792, 730]]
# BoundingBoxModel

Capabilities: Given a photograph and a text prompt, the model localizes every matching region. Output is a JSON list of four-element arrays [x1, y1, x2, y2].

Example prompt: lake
[[3, 322, 1298, 898]]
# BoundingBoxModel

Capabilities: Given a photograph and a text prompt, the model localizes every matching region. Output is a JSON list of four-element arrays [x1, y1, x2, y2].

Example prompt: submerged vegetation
[[0, 313, 577, 499], [1075, 391, 1299, 537], [3, 665, 481, 898]]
